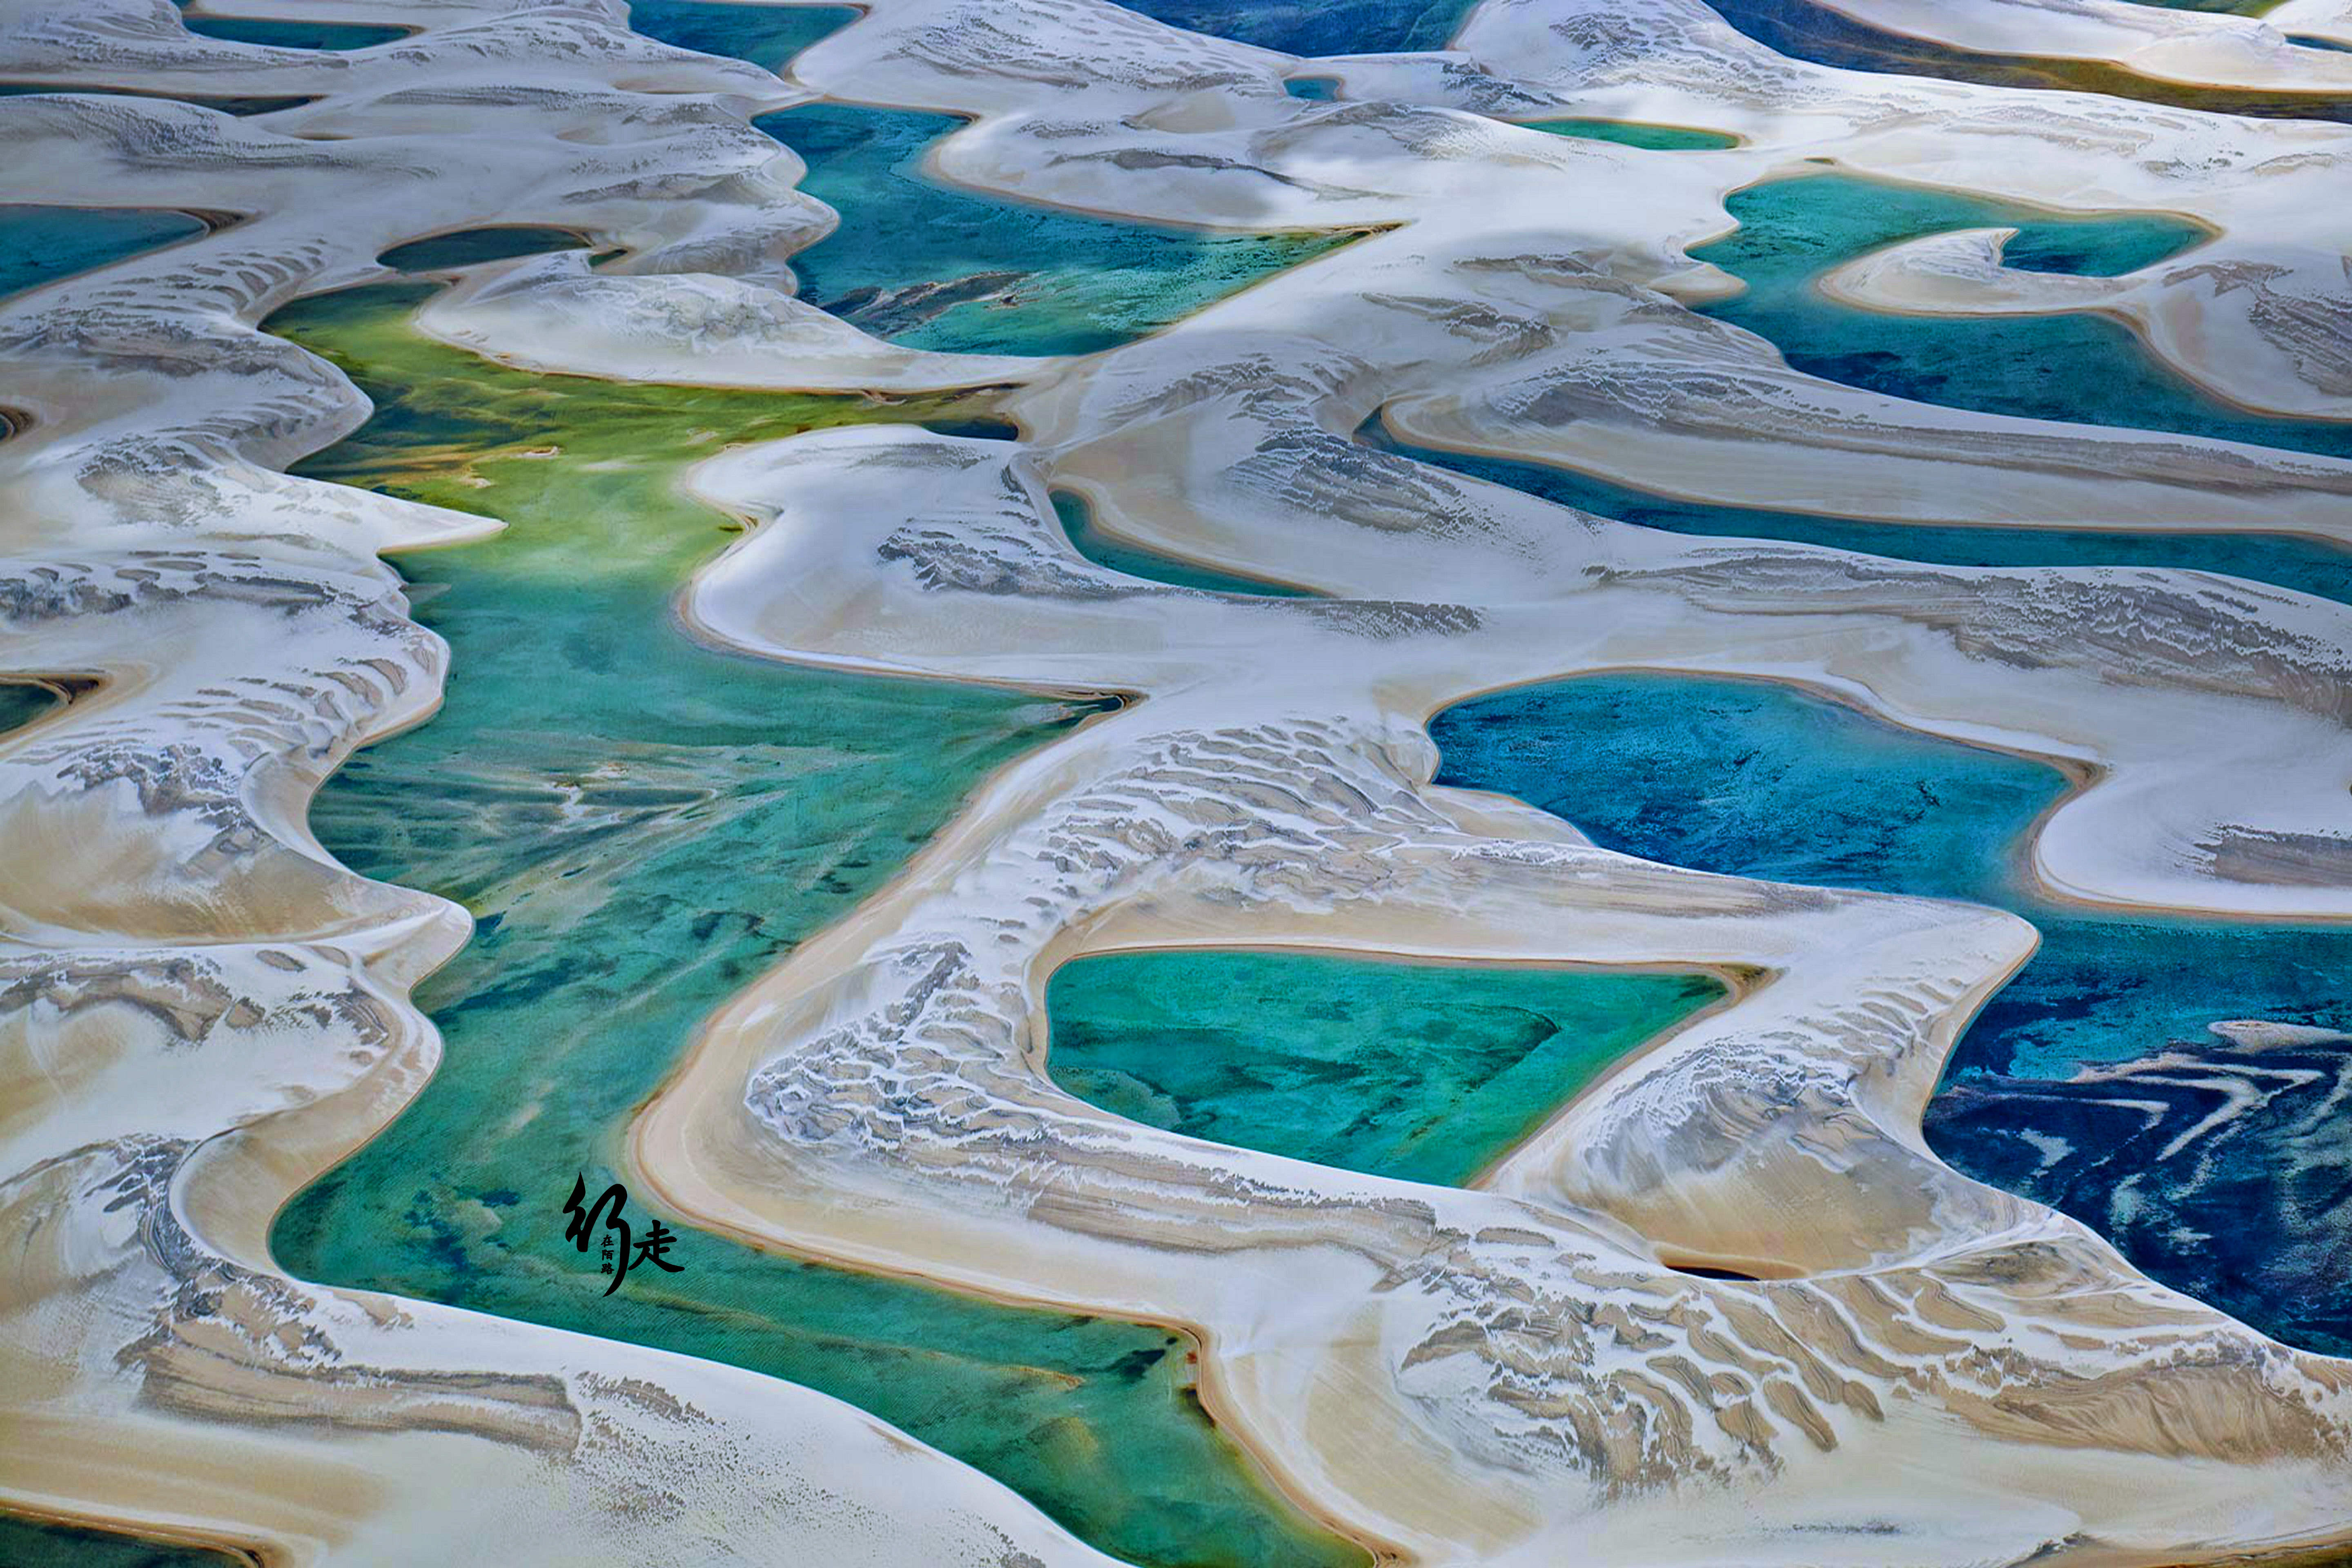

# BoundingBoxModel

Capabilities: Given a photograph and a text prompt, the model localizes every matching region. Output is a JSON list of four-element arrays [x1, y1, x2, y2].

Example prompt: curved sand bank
[[7, 0, 2352, 1564]]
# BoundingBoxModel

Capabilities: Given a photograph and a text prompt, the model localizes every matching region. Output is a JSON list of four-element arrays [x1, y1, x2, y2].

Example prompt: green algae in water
[[1428, 672, 2352, 1352], [263, 283, 1367, 1568], [1047, 949, 1725, 1187], [1053, 490, 1319, 597], [0, 204, 206, 301], [1693, 173, 2352, 463], [753, 102, 1366, 356], [623, 0, 858, 74], [0, 1514, 249, 1568], [1523, 118, 1739, 151]]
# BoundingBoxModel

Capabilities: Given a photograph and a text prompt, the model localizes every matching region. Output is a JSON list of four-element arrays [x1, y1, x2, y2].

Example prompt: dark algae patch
[[176, 10, 408, 50], [0, 204, 207, 300], [1430, 672, 2352, 1354], [263, 283, 1369, 1568], [378, 226, 588, 273], [0, 1513, 251, 1568], [1047, 948, 1724, 1186], [0, 82, 312, 114]]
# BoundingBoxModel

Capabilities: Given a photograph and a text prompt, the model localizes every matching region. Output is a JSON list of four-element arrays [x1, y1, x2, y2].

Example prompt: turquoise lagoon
[[1047, 949, 1725, 1187], [1110, 0, 1482, 55], [1429, 673, 2352, 1355], [0, 204, 206, 301], [1360, 171, 2352, 607], [1688, 174, 2352, 462], [262, 284, 1367, 1568], [624, 0, 857, 75], [751, 102, 1364, 357], [1525, 118, 1739, 150], [1053, 490, 1319, 597]]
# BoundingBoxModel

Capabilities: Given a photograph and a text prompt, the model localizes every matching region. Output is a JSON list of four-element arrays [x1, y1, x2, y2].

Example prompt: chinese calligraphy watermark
[[562, 1174, 685, 1296]]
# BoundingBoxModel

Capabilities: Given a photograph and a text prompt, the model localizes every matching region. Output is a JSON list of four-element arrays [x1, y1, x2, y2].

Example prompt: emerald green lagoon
[[1053, 490, 1319, 597], [0, 204, 206, 301], [0, 1514, 247, 1568], [751, 102, 1364, 356], [263, 283, 1365, 1568], [1525, 118, 1738, 150], [1047, 949, 1726, 1186]]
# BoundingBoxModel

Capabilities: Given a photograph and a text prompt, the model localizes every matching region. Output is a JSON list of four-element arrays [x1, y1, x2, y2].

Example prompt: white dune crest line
[[5, 0, 2352, 1564]]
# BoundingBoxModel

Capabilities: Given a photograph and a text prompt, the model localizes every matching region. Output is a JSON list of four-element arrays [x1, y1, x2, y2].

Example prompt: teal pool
[[1430, 672, 2352, 1353], [175, 10, 407, 50], [0, 204, 207, 301], [1524, 118, 1739, 150], [752, 102, 1365, 356], [621, 0, 857, 75], [1053, 490, 1319, 597], [378, 226, 588, 273], [1110, 0, 1481, 55], [1688, 175, 2352, 462], [1047, 948, 1726, 1187]]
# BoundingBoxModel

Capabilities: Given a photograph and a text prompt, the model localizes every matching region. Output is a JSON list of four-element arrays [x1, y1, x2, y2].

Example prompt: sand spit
[[4, 0, 2351, 1564]]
